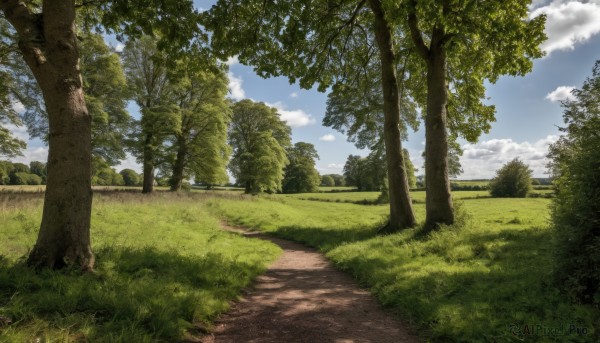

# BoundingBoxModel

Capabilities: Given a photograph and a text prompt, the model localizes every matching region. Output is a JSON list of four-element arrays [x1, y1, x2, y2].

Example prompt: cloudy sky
[[9, 0, 600, 179]]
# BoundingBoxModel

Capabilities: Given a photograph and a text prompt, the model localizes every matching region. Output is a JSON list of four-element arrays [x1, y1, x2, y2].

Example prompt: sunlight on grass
[[209, 194, 598, 342], [0, 192, 280, 342]]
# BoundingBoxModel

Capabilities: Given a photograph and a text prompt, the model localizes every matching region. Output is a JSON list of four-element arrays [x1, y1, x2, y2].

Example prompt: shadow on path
[[199, 224, 419, 343]]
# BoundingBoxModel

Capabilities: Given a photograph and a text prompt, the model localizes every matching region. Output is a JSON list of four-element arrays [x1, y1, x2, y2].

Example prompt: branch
[[406, 0, 429, 60]]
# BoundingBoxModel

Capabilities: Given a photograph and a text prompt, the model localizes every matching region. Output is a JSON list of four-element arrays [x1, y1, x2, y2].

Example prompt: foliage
[[228, 100, 291, 194], [489, 158, 532, 198], [0, 192, 280, 341], [323, 61, 419, 150], [5, 29, 131, 165], [91, 157, 124, 186], [282, 142, 321, 194], [28, 161, 46, 182], [165, 62, 231, 190], [120, 169, 140, 186], [548, 61, 600, 305], [208, 195, 598, 342], [403, 0, 546, 143], [80, 33, 131, 165], [122, 36, 178, 172], [343, 152, 387, 192], [321, 175, 335, 187]]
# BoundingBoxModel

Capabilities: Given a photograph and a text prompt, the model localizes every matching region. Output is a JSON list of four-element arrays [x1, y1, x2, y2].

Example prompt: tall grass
[[0, 192, 280, 342]]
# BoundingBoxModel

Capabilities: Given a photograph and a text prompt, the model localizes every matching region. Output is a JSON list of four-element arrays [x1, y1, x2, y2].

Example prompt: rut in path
[[200, 224, 419, 343]]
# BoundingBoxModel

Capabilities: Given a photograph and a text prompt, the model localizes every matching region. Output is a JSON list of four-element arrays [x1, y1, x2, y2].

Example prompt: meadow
[[0, 188, 597, 342], [0, 191, 280, 342], [208, 194, 598, 342]]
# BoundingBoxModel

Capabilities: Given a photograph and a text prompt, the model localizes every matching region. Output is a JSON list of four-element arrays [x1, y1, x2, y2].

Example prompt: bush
[[549, 60, 600, 305], [120, 169, 140, 186], [321, 175, 334, 187], [489, 159, 532, 198], [10, 172, 42, 185]]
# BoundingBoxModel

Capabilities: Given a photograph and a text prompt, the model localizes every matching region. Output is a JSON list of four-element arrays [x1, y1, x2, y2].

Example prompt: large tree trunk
[[424, 32, 454, 230], [142, 132, 155, 193], [170, 136, 187, 191], [1, 0, 94, 270], [369, 0, 417, 232]]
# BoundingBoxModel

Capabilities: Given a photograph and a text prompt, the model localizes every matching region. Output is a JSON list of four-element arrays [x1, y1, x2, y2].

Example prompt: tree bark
[[368, 0, 417, 232], [1, 0, 94, 270], [142, 132, 155, 193], [424, 30, 454, 230], [170, 136, 187, 191]]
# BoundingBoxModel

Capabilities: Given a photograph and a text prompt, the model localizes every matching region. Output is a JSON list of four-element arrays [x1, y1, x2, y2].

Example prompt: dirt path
[[200, 224, 419, 343]]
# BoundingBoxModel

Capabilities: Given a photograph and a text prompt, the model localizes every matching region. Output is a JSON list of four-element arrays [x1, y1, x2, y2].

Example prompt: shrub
[[549, 60, 600, 305], [321, 175, 334, 187], [489, 159, 532, 198]]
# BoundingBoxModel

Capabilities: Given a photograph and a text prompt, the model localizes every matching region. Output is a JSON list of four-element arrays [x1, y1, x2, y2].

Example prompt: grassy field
[[287, 189, 554, 205], [0, 192, 280, 342], [208, 194, 598, 342]]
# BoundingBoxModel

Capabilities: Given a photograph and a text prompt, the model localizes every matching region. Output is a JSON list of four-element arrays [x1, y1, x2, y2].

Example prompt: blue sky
[[9, 0, 600, 179]]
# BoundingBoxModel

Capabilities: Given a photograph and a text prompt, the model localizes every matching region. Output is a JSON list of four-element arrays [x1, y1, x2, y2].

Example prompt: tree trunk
[[424, 33, 454, 230], [2, 0, 95, 270], [368, 0, 417, 232], [142, 132, 155, 193], [170, 137, 187, 191]]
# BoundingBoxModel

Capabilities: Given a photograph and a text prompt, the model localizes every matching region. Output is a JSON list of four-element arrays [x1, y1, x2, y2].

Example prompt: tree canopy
[[229, 100, 291, 194], [282, 142, 321, 194]]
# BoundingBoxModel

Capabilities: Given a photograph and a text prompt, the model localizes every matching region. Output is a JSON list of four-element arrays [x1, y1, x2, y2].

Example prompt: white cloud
[[225, 55, 239, 66], [11, 147, 48, 164], [11, 101, 25, 114], [115, 153, 141, 173], [545, 85, 576, 102], [459, 135, 559, 179], [227, 72, 246, 101], [530, 1, 600, 54], [114, 43, 125, 53], [226, 71, 314, 127], [5, 123, 28, 142], [318, 163, 344, 174], [265, 101, 315, 127], [319, 134, 336, 142], [290, 92, 299, 98]]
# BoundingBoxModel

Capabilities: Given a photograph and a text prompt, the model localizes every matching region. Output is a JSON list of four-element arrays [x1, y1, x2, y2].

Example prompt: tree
[[343, 152, 386, 192], [29, 161, 46, 183], [403, 149, 417, 189], [80, 33, 131, 166], [206, 0, 417, 231], [404, 0, 545, 229], [122, 36, 179, 194], [282, 142, 321, 193], [548, 61, 600, 305], [0, 0, 204, 270], [167, 64, 231, 191], [489, 158, 532, 198], [229, 100, 291, 194], [120, 169, 140, 187], [321, 175, 335, 187], [330, 174, 345, 187]]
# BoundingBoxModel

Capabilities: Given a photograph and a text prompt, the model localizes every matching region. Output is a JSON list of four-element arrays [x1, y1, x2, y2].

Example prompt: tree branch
[[406, 0, 429, 60]]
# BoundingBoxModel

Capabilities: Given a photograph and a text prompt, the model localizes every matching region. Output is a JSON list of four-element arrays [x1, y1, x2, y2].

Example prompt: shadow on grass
[[273, 224, 382, 252], [328, 227, 599, 342], [0, 246, 267, 342]]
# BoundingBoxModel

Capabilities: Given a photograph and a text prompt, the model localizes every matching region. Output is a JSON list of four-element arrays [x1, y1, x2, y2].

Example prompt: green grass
[[0, 192, 280, 342], [208, 194, 599, 342], [287, 189, 554, 205]]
